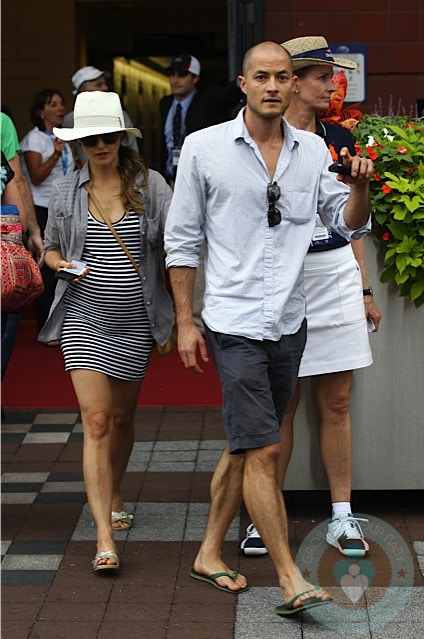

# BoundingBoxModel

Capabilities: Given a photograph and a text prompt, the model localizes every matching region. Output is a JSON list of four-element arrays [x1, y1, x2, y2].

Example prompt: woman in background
[[20, 88, 75, 340]]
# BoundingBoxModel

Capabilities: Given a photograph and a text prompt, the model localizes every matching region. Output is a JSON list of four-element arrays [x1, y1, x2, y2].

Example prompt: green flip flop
[[276, 587, 332, 616], [190, 568, 249, 593]]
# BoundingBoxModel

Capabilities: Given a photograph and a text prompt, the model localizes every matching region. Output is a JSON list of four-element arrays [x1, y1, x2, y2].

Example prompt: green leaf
[[393, 206, 407, 220], [395, 271, 409, 284], [410, 279, 424, 301], [387, 221, 408, 240], [384, 248, 397, 259], [400, 196, 422, 213], [396, 254, 408, 274]]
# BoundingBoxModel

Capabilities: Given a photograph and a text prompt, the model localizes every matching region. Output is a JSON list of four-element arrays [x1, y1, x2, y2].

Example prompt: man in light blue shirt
[[164, 41, 373, 616]]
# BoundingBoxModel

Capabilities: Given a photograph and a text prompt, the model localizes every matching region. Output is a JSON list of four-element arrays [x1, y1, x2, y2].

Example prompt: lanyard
[[44, 130, 69, 175], [318, 120, 327, 137]]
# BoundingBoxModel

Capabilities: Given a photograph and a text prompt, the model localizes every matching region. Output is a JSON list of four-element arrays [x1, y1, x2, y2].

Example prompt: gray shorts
[[205, 320, 306, 454]]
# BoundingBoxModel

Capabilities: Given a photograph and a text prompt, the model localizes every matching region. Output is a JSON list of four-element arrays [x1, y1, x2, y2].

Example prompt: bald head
[[238, 40, 294, 124], [242, 41, 293, 76]]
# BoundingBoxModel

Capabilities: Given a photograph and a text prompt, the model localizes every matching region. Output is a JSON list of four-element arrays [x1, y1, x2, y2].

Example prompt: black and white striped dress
[[61, 209, 154, 380]]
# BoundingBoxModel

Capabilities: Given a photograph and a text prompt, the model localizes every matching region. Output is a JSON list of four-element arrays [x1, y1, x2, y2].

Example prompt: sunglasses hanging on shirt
[[267, 181, 281, 227]]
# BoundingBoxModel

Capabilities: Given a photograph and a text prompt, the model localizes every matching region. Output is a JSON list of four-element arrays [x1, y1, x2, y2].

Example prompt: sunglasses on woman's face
[[79, 132, 120, 147]]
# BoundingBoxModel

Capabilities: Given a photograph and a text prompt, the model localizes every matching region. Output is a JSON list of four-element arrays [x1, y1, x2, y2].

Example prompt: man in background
[[63, 65, 139, 163], [159, 53, 243, 185], [160, 54, 243, 330]]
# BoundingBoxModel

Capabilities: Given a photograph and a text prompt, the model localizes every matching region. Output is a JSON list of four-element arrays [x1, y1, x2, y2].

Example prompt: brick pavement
[[2, 407, 424, 639]]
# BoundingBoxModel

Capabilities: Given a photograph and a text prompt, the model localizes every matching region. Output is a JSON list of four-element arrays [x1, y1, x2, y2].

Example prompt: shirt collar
[[173, 91, 196, 112], [79, 162, 91, 186], [232, 108, 298, 152]]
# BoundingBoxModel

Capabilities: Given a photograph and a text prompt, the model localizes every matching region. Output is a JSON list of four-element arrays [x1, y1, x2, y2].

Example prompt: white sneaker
[[326, 514, 369, 558], [240, 523, 268, 556]]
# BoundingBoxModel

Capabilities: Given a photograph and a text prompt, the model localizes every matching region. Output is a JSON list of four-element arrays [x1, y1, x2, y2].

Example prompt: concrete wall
[[285, 234, 424, 491]]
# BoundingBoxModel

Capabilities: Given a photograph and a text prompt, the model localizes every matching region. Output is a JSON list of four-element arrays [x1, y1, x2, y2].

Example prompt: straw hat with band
[[281, 36, 357, 71], [53, 91, 142, 141]]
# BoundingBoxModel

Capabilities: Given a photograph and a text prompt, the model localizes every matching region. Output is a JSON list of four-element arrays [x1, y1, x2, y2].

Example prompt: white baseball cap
[[167, 53, 201, 76], [71, 65, 110, 95]]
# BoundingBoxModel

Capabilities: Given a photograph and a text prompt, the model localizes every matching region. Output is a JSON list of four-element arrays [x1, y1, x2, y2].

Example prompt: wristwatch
[[363, 287, 374, 297]]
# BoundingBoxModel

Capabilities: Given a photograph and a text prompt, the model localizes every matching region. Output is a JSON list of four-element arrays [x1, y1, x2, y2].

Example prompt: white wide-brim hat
[[53, 92, 142, 141], [281, 36, 357, 71]]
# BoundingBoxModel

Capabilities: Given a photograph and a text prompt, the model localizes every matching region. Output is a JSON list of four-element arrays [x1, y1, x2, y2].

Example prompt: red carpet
[[1, 314, 222, 409]]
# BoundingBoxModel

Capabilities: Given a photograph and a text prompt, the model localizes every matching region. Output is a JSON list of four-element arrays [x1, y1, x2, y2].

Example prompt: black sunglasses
[[80, 132, 120, 147], [267, 181, 281, 227]]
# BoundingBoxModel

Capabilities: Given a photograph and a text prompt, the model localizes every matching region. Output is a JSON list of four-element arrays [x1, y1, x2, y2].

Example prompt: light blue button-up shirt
[[165, 108, 370, 340]]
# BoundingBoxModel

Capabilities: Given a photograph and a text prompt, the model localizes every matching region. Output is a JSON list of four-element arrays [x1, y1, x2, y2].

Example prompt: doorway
[[74, 0, 264, 168]]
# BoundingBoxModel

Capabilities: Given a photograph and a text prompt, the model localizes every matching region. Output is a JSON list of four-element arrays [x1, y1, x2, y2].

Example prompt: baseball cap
[[71, 66, 111, 95], [167, 54, 201, 76]]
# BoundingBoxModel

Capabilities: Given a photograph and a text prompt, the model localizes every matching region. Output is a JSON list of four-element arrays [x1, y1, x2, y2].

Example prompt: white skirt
[[299, 244, 373, 377]]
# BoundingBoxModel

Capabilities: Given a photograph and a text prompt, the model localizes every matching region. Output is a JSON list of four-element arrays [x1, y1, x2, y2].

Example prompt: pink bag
[[1, 206, 44, 311]]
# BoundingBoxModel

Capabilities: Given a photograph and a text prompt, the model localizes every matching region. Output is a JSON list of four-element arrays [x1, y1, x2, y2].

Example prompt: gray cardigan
[[38, 163, 175, 346]]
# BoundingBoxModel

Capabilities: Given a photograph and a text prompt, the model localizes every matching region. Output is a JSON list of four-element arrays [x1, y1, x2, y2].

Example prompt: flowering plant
[[354, 115, 424, 307], [322, 77, 424, 306]]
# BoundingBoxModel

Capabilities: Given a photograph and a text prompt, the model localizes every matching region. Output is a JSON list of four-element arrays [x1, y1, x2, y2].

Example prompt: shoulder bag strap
[[84, 183, 141, 278]]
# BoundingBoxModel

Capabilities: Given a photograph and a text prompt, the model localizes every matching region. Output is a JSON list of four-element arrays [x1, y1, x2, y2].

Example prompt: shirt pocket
[[280, 186, 315, 224], [145, 215, 161, 248]]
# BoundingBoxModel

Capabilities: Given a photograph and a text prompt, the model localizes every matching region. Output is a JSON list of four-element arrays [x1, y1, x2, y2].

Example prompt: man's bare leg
[[243, 443, 331, 607], [193, 444, 248, 591], [278, 381, 301, 488]]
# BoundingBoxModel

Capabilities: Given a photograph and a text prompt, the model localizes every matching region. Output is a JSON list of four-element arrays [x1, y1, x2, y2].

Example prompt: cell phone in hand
[[55, 260, 87, 281], [328, 162, 352, 176]]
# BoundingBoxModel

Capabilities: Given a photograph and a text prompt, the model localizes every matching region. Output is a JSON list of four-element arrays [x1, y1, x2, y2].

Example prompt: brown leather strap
[[84, 183, 141, 278]]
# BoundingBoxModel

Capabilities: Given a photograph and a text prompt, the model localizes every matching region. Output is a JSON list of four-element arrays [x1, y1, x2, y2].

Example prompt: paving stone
[[1, 407, 423, 639]]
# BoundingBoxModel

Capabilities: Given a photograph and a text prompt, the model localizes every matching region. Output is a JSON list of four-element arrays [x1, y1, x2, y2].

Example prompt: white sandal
[[92, 550, 119, 572], [111, 510, 134, 530]]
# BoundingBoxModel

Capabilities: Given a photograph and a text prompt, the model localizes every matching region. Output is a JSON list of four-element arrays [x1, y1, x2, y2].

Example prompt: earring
[[295, 89, 299, 94]]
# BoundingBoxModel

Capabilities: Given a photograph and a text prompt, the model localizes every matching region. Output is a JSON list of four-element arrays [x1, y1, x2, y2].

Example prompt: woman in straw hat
[[240, 36, 381, 560], [39, 91, 174, 572]]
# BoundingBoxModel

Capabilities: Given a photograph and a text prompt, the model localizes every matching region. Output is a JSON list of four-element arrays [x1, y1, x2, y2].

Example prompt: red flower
[[382, 232, 391, 241], [373, 173, 381, 181], [397, 146, 408, 154], [406, 167, 414, 174], [354, 142, 362, 154], [366, 147, 378, 160], [382, 184, 392, 194]]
